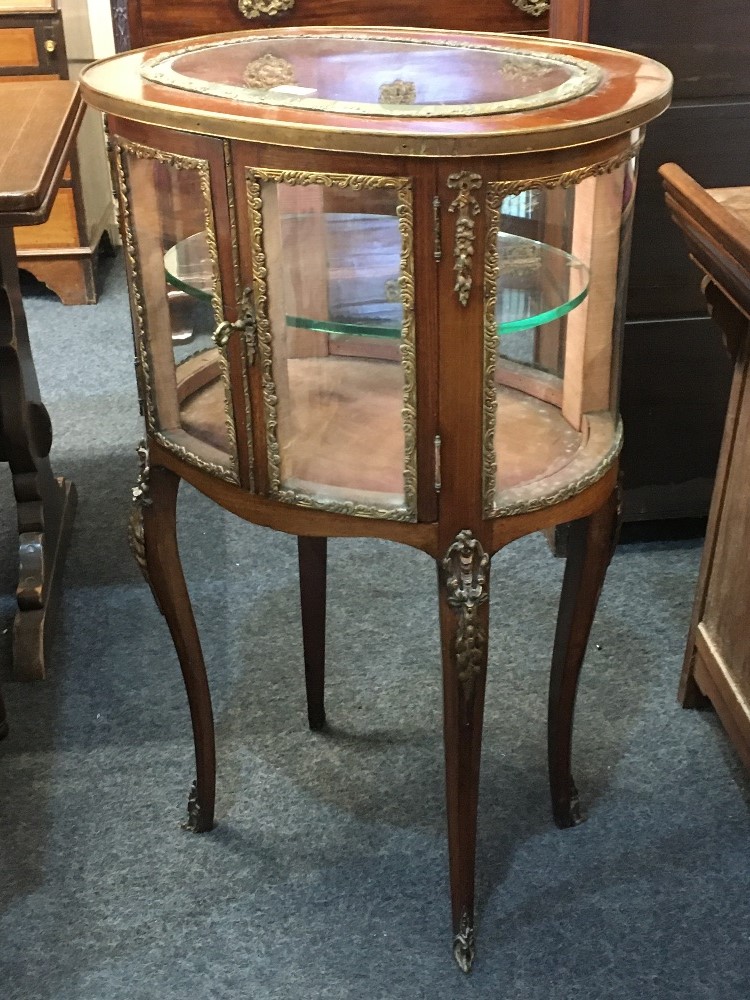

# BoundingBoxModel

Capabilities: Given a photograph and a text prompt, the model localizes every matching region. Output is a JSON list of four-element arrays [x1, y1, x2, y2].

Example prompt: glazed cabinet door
[[435, 140, 638, 526], [231, 143, 439, 521], [107, 120, 251, 486]]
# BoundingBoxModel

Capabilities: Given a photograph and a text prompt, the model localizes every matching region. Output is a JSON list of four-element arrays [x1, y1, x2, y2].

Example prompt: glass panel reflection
[[141, 34, 601, 118], [485, 173, 627, 515], [120, 142, 237, 478], [249, 173, 416, 519]]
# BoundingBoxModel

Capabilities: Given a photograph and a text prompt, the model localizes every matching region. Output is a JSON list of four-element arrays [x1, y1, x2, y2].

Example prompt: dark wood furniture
[[0, 2, 107, 304], [0, 79, 79, 688], [109, 0, 556, 50], [82, 28, 670, 971], [587, 1, 748, 523], [661, 165, 750, 770]]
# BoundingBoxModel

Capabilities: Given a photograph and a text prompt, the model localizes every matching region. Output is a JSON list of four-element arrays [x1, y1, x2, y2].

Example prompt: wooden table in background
[[0, 80, 80, 731]]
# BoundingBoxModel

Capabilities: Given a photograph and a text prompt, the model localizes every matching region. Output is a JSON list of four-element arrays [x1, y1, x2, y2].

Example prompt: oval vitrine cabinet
[[81, 28, 671, 972]]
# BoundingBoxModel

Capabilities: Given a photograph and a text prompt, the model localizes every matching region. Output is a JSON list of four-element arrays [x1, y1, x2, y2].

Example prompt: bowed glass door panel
[[244, 167, 418, 520]]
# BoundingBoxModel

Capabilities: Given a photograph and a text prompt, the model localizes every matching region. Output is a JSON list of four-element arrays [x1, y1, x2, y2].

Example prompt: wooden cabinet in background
[[109, 0, 554, 50], [588, 1, 748, 524], [0, 1, 110, 303], [661, 166, 750, 771]]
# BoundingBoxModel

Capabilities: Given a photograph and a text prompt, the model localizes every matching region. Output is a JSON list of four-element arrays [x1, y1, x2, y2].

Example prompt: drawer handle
[[512, 0, 550, 15], [238, 0, 295, 18]]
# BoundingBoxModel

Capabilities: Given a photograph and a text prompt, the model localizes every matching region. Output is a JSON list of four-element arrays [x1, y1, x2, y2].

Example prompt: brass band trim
[[246, 166, 418, 522], [111, 136, 239, 484], [224, 139, 255, 490], [493, 419, 624, 518]]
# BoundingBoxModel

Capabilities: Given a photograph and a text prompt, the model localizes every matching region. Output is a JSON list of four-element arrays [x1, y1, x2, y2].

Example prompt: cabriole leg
[[438, 530, 491, 974], [129, 444, 216, 833], [548, 486, 620, 828], [297, 535, 327, 731]]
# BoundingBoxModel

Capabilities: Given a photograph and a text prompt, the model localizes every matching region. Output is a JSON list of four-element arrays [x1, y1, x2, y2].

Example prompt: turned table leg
[[297, 535, 327, 731], [438, 530, 490, 973], [130, 448, 216, 832], [548, 486, 620, 828], [0, 227, 77, 682]]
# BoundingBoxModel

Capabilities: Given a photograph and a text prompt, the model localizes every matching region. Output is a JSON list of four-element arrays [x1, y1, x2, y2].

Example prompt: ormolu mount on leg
[[439, 530, 490, 972]]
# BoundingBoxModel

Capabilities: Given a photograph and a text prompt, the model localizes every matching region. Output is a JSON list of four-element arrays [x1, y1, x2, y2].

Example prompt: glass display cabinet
[[81, 28, 671, 972]]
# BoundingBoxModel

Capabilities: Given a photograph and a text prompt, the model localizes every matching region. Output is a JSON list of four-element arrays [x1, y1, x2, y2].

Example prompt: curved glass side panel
[[483, 144, 639, 517], [246, 169, 417, 521], [113, 137, 238, 482]]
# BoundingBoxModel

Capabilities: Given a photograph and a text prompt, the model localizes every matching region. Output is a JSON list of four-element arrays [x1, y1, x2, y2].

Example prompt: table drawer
[[0, 26, 39, 66], [0, 11, 65, 78]]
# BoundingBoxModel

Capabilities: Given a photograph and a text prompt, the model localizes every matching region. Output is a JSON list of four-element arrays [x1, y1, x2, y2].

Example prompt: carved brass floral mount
[[238, 0, 295, 19], [512, 0, 550, 16]]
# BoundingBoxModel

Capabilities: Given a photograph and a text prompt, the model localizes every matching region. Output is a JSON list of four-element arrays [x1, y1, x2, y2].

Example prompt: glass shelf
[[164, 220, 589, 337]]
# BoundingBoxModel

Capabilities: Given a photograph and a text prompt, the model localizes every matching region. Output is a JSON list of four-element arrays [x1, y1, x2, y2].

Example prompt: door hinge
[[434, 434, 442, 493], [433, 195, 442, 262]]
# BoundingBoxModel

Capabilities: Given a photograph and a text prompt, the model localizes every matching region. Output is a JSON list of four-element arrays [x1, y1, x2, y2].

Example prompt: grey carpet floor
[[2, 257, 750, 999]]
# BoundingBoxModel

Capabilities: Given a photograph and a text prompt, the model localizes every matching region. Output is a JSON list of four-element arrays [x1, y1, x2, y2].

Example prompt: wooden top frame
[[81, 26, 672, 157]]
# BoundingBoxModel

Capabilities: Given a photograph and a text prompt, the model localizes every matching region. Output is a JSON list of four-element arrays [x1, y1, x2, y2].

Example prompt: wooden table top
[[0, 79, 83, 226]]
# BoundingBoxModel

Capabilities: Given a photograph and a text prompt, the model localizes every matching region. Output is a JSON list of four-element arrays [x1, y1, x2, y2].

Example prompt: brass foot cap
[[453, 911, 476, 973]]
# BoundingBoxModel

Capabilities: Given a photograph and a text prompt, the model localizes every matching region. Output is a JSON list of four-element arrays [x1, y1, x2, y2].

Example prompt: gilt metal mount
[[442, 530, 490, 718], [512, 0, 550, 16], [238, 0, 295, 18], [447, 173, 482, 306], [453, 908, 476, 973]]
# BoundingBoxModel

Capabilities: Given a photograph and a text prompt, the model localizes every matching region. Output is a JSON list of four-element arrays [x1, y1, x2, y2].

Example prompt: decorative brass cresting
[[442, 530, 490, 720], [238, 0, 295, 18], [512, 0, 550, 16], [447, 173, 482, 306]]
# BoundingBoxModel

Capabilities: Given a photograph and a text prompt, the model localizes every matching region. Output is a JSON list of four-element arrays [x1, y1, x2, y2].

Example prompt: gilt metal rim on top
[[80, 26, 673, 159]]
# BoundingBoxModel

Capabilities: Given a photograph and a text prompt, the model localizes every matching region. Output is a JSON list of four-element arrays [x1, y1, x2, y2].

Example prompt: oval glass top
[[140, 33, 602, 118]]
